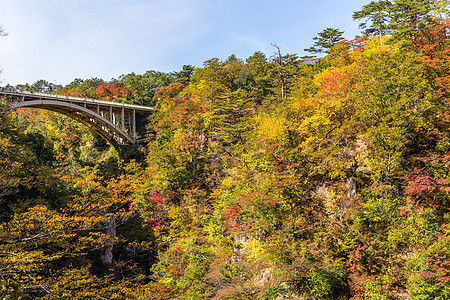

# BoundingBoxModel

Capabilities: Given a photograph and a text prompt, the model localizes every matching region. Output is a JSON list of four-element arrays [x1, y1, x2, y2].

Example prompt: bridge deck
[[0, 88, 154, 145], [0, 88, 154, 112]]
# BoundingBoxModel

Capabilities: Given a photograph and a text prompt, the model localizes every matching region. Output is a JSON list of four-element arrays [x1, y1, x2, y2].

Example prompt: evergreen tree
[[175, 65, 195, 84], [389, 0, 442, 43], [353, 0, 449, 44], [304, 27, 345, 55], [353, 1, 391, 41]]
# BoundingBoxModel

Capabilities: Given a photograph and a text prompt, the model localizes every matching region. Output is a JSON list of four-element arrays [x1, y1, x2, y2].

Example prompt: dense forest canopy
[[1, 1, 450, 299]]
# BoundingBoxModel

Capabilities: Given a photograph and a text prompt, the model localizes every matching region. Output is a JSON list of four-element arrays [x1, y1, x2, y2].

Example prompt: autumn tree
[[0, 169, 145, 299], [3, 3, 450, 298], [413, 18, 450, 99], [60, 77, 106, 99], [96, 82, 133, 102], [118, 70, 176, 106], [0, 99, 21, 211]]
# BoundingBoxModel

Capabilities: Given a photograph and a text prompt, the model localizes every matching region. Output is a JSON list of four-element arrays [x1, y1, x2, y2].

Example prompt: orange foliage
[[96, 82, 133, 101], [317, 68, 351, 96], [154, 82, 185, 101], [62, 90, 83, 97], [414, 18, 450, 98]]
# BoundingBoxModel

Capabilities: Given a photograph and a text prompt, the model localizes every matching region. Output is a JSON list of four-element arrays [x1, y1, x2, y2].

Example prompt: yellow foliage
[[244, 239, 267, 263], [0, 170, 142, 298], [256, 114, 289, 143], [323, 190, 342, 216], [48, 266, 137, 299]]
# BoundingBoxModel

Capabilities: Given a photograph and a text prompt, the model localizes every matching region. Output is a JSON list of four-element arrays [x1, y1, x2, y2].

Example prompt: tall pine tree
[[304, 27, 345, 56]]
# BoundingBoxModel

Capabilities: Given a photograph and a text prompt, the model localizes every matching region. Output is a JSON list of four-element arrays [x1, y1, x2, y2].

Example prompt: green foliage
[[353, 1, 391, 38], [352, 39, 436, 181], [0, 278, 30, 300], [304, 27, 345, 55], [60, 77, 105, 98], [259, 286, 288, 300], [307, 268, 343, 299], [353, 0, 449, 46], [2, 4, 450, 299]]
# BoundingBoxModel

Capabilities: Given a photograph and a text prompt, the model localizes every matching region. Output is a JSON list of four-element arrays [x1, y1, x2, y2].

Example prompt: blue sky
[[0, 0, 369, 86]]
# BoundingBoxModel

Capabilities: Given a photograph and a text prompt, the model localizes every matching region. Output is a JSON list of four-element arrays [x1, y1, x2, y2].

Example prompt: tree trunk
[[100, 213, 116, 267]]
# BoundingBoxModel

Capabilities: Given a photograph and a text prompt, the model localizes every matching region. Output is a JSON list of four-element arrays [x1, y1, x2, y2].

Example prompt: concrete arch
[[12, 99, 133, 145]]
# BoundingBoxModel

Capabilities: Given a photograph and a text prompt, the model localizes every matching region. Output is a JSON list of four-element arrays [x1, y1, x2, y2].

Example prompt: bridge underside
[[1, 89, 153, 145], [12, 100, 135, 145]]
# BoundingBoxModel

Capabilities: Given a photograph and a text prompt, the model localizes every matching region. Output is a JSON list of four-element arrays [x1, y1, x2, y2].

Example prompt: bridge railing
[[0, 87, 153, 112]]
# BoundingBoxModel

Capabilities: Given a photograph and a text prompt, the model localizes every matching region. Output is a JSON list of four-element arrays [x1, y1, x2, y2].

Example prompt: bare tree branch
[[0, 25, 7, 37]]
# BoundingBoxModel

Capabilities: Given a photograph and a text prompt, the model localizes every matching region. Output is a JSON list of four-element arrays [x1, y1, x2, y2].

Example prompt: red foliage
[[349, 36, 367, 53], [346, 244, 368, 273], [404, 169, 435, 196], [221, 204, 240, 228], [403, 168, 450, 196], [172, 246, 182, 254], [399, 206, 408, 216], [413, 18, 450, 98], [402, 168, 450, 209], [96, 82, 133, 101], [318, 68, 351, 96], [129, 201, 137, 212], [149, 190, 167, 206], [419, 249, 450, 285], [147, 218, 163, 228]]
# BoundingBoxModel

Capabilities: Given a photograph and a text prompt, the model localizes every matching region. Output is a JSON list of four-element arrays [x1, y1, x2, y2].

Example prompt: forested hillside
[[1, 1, 449, 299]]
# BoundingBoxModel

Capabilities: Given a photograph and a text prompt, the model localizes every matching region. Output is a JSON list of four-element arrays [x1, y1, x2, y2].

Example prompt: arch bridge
[[0, 88, 153, 145]]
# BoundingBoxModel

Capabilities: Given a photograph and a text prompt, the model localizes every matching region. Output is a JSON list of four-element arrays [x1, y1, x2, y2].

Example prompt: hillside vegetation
[[0, 1, 449, 299]]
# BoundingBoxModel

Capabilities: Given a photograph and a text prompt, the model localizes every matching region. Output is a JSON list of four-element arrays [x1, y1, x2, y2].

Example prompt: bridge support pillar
[[121, 106, 125, 131], [133, 109, 136, 140]]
